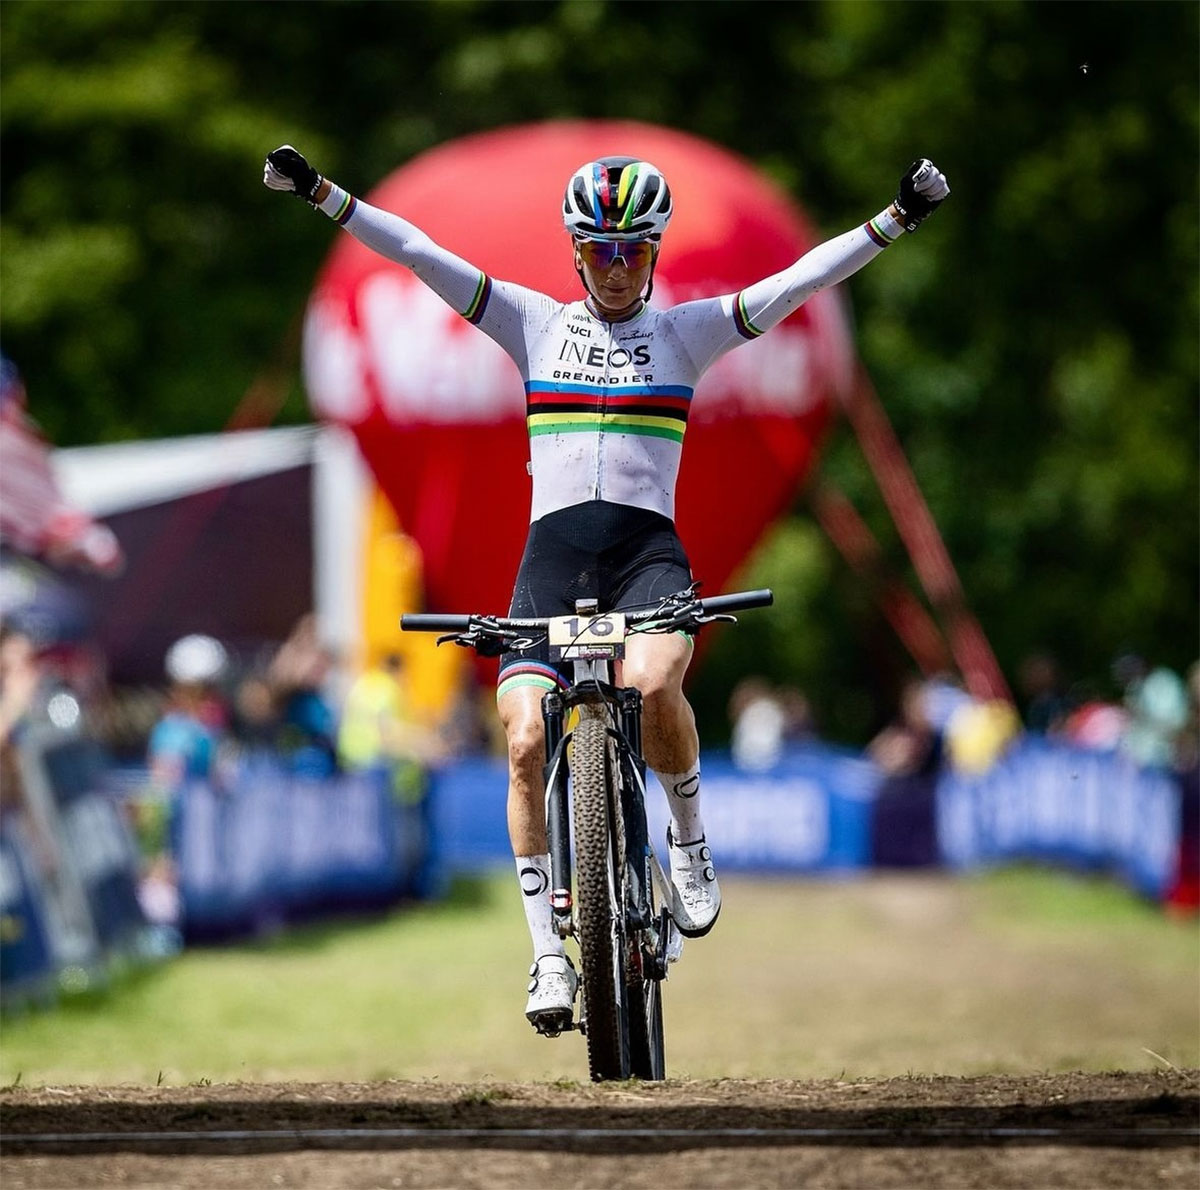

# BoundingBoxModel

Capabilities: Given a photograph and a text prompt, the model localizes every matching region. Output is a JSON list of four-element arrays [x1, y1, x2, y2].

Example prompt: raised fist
[[263, 145, 322, 204], [894, 159, 950, 233]]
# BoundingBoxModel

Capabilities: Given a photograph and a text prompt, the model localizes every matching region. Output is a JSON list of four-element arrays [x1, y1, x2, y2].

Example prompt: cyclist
[[264, 144, 949, 1030]]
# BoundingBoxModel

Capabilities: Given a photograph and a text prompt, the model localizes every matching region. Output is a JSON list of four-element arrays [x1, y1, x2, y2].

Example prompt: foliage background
[[2, 0, 1196, 743]]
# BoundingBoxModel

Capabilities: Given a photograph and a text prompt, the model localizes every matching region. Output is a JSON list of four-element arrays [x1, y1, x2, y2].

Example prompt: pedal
[[528, 1009, 575, 1038], [665, 918, 685, 964], [654, 906, 684, 965]]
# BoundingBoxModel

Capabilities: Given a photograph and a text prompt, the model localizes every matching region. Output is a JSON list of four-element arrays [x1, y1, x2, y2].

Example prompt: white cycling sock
[[515, 854, 563, 961], [656, 763, 705, 846]]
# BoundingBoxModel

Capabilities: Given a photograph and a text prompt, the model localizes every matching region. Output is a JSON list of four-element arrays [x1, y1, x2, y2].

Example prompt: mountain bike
[[401, 585, 773, 1082]]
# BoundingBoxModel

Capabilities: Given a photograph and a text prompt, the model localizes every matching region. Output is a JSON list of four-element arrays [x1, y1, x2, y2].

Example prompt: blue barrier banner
[[429, 744, 882, 873], [0, 821, 56, 1002], [936, 737, 1182, 899], [429, 758, 510, 870], [52, 784, 146, 953], [20, 732, 149, 969], [176, 764, 420, 938], [645, 746, 881, 872]]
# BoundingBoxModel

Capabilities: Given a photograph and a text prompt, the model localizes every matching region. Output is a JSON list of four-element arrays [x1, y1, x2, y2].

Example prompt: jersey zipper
[[595, 316, 614, 501]]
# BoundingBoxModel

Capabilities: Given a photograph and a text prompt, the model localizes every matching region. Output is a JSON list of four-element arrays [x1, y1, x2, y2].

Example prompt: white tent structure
[[48, 426, 369, 684]]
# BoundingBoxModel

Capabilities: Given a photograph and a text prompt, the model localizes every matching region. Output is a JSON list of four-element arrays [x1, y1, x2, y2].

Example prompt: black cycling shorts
[[496, 500, 694, 699]]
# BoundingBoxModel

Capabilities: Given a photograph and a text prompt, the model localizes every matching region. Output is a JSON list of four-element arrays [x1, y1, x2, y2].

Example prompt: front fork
[[542, 690, 572, 936], [542, 686, 651, 940]]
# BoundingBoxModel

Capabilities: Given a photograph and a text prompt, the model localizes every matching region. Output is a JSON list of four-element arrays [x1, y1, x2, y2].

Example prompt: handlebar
[[399, 613, 477, 633], [400, 588, 773, 639], [694, 589, 774, 616]]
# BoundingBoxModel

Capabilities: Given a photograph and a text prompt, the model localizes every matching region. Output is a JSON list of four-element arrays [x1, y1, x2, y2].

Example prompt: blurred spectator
[[0, 354, 123, 576], [1017, 651, 1071, 735], [229, 673, 281, 754], [779, 685, 816, 746], [267, 614, 339, 778], [338, 652, 441, 799], [1061, 682, 1129, 752], [1165, 661, 1200, 915], [869, 672, 1017, 778], [868, 676, 940, 778], [139, 633, 231, 927], [146, 633, 229, 790], [1113, 653, 1189, 771], [729, 677, 787, 771], [1174, 661, 1200, 773], [438, 667, 502, 759], [920, 673, 973, 737], [944, 698, 1021, 775], [0, 624, 44, 759], [868, 676, 941, 867], [0, 628, 52, 861], [0, 625, 78, 885]]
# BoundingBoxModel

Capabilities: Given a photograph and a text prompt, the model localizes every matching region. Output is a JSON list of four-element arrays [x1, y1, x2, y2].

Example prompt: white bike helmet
[[562, 156, 673, 241]]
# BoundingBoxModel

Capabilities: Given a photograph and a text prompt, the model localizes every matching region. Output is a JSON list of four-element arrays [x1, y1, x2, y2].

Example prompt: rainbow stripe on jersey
[[525, 381, 693, 444], [331, 193, 357, 225]]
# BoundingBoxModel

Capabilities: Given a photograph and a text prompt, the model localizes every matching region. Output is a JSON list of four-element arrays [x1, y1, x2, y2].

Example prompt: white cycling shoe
[[525, 953, 577, 1035], [666, 828, 722, 938]]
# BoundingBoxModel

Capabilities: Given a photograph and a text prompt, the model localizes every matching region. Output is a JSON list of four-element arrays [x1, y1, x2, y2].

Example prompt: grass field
[[1, 867, 1196, 1087]]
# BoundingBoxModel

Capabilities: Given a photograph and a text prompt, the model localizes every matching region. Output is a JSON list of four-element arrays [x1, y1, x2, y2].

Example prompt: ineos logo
[[558, 341, 652, 369], [519, 866, 550, 897]]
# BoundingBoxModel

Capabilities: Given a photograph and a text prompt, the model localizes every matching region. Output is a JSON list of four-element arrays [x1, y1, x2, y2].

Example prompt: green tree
[[2, 0, 1195, 741]]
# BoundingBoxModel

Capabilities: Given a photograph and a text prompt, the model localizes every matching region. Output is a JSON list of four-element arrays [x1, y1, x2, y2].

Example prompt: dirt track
[[2, 1070, 1197, 1188]]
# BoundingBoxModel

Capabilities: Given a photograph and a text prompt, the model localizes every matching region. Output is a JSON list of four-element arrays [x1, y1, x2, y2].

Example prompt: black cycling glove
[[264, 145, 323, 205], [893, 158, 950, 233]]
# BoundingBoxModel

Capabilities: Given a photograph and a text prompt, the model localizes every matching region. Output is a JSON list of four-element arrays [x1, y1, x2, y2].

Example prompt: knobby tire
[[629, 960, 665, 1080], [571, 713, 628, 1082]]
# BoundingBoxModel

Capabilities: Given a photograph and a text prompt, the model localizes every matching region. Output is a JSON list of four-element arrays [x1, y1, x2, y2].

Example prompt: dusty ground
[[2, 1070, 1197, 1188]]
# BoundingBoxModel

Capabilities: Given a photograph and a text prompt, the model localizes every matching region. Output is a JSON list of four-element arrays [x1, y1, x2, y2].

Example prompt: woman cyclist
[[264, 142, 949, 1032]]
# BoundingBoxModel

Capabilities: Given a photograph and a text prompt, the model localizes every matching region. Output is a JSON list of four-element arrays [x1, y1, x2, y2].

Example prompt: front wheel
[[571, 713, 629, 1081]]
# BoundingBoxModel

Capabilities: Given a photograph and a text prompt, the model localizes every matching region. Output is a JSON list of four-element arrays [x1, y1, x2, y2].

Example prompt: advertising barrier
[[174, 762, 432, 941], [0, 820, 57, 1005], [429, 738, 1185, 902], [4, 730, 1189, 1005], [2, 729, 158, 1009], [430, 742, 882, 874], [936, 737, 1183, 899]]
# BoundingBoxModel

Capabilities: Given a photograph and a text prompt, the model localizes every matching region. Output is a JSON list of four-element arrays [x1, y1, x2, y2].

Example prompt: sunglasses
[[577, 239, 656, 270]]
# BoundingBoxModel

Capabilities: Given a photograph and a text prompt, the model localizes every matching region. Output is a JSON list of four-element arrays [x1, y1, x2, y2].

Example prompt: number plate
[[548, 612, 626, 661]]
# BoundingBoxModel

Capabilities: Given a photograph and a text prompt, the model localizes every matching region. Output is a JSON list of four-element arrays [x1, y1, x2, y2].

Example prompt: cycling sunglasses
[[577, 239, 656, 270]]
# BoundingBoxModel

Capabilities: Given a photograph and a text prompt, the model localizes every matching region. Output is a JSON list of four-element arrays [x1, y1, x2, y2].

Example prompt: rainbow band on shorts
[[497, 660, 570, 700]]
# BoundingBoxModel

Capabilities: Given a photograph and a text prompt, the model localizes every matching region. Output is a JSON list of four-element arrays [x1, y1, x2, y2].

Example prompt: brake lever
[[436, 628, 539, 657], [651, 606, 736, 632]]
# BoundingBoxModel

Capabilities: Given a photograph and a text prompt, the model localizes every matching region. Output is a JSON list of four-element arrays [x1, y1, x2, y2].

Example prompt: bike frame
[[540, 628, 680, 970]]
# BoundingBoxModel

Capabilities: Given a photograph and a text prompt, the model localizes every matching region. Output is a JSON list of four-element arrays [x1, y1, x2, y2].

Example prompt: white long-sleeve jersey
[[318, 184, 903, 524]]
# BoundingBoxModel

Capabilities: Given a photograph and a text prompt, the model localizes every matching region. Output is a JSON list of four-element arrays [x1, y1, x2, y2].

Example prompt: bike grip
[[698, 589, 775, 614], [400, 613, 473, 632]]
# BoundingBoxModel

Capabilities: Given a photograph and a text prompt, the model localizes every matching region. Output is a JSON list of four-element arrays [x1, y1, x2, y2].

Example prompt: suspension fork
[[616, 686, 653, 931], [541, 690, 573, 936]]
